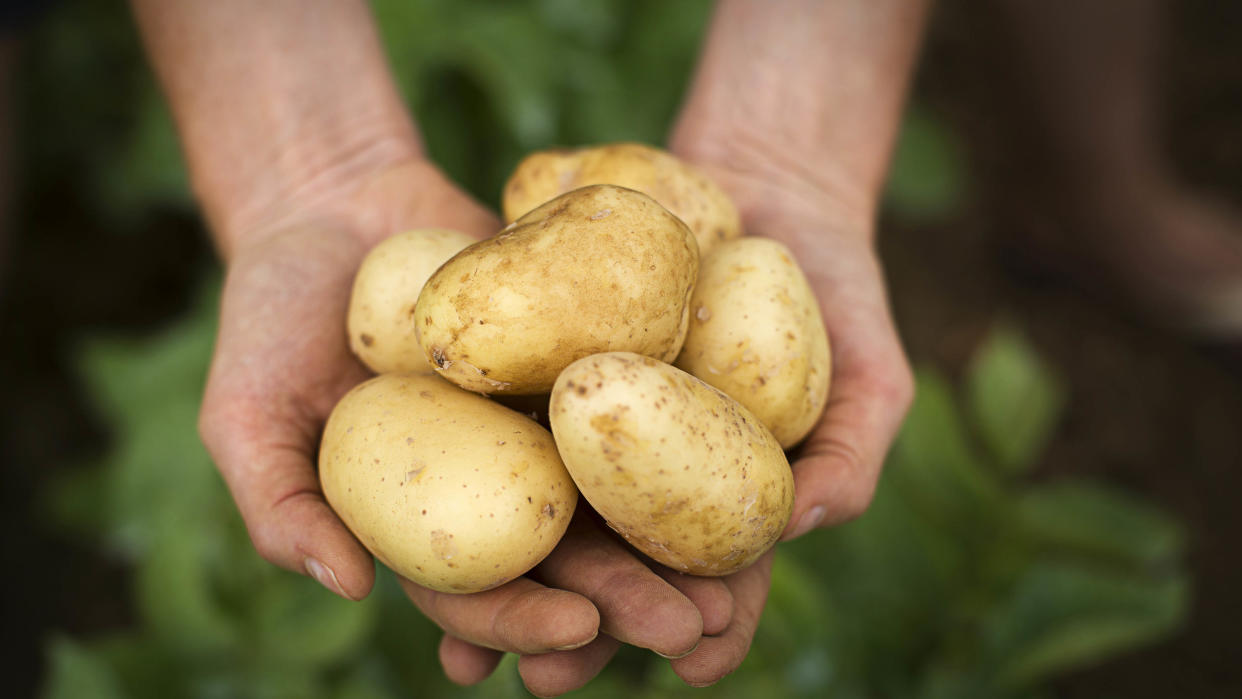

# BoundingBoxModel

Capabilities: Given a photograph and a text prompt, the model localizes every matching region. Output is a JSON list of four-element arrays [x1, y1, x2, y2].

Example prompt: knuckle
[[862, 354, 915, 415], [196, 391, 225, 452], [836, 475, 879, 523], [890, 360, 916, 414], [248, 523, 286, 565], [811, 437, 879, 524]]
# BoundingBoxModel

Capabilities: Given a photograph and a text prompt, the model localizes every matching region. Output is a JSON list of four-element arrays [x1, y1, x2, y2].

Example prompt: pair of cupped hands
[[199, 146, 912, 696]]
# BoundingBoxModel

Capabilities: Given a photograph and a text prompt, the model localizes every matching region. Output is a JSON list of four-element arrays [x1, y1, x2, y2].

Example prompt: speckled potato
[[347, 229, 476, 374], [319, 373, 577, 594], [675, 237, 831, 448], [550, 352, 793, 576], [502, 143, 742, 256], [415, 184, 699, 395]]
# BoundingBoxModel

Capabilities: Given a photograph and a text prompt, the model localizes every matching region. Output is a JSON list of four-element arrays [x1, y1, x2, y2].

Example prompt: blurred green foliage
[[28, 0, 1186, 697]]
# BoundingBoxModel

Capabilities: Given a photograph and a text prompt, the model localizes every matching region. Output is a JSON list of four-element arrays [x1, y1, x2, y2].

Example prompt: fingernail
[[305, 556, 350, 599], [552, 641, 589, 652], [552, 629, 597, 652], [656, 640, 699, 660], [788, 505, 826, 540]]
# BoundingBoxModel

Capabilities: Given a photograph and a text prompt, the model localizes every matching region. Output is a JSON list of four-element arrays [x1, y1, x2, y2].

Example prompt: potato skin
[[502, 143, 742, 257], [319, 374, 577, 594], [675, 237, 831, 447], [415, 184, 699, 395], [347, 229, 476, 374], [550, 352, 793, 576]]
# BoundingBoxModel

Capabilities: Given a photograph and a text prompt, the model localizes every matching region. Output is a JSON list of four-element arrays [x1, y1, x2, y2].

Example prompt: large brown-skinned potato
[[414, 184, 699, 395]]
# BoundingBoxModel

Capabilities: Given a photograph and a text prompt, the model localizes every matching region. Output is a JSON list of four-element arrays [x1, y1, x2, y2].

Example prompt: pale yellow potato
[[415, 184, 699, 395], [550, 352, 793, 576], [502, 142, 742, 256], [319, 373, 577, 594], [347, 229, 477, 374], [675, 237, 831, 448]]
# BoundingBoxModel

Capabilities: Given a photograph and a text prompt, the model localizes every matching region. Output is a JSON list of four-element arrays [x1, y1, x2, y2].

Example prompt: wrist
[[670, 126, 878, 244], [201, 118, 423, 260]]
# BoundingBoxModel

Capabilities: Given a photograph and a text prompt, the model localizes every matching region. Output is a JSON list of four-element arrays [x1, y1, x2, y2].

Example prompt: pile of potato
[[319, 143, 831, 593]]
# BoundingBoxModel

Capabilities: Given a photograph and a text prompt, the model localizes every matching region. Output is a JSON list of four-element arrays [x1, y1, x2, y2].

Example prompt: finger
[[401, 576, 599, 655], [782, 337, 913, 540], [670, 551, 774, 688], [355, 159, 503, 244], [534, 511, 704, 658], [517, 635, 623, 698], [651, 566, 734, 637], [200, 230, 378, 599], [200, 397, 376, 601], [438, 633, 504, 686], [783, 249, 914, 540]]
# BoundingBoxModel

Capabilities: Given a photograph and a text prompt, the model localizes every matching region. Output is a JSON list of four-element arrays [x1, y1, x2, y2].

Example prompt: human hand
[[651, 145, 915, 684], [691, 167, 915, 540], [196, 159, 736, 696]]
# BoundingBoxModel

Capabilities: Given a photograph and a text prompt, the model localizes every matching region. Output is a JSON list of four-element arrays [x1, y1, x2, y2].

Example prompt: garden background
[[2, 1, 1240, 697]]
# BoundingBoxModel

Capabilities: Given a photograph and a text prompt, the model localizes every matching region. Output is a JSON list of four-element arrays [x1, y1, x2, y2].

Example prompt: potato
[[347, 229, 476, 374], [502, 143, 742, 257], [319, 373, 577, 594], [415, 184, 699, 395], [550, 352, 793, 576], [675, 237, 831, 447]]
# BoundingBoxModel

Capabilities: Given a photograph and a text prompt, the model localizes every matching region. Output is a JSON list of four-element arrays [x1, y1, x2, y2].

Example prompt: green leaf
[[105, 86, 191, 218], [893, 370, 1004, 523], [135, 524, 239, 654], [41, 637, 128, 699], [883, 106, 967, 221], [250, 574, 379, 666], [965, 323, 1066, 475], [763, 553, 833, 645], [983, 563, 1188, 689], [1018, 481, 1184, 568]]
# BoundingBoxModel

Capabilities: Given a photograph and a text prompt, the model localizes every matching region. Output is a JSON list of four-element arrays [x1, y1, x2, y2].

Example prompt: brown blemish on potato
[[359, 333, 374, 347]]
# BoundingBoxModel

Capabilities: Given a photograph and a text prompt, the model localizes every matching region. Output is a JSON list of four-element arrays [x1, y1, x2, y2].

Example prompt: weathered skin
[[675, 237, 831, 447], [415, 184, 699, 395], [347, 229, 476, 375], [502, 142, 743, 257], [550, 352, 793, 576], [319, 374, 577, 594]]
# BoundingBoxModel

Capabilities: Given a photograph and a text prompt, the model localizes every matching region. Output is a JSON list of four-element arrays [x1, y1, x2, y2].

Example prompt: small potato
[[347, 229, 476, 374], [319, 374, 577, 594], [550, 352, 793, 576], [675, 237, 831, 447], [502, 143, 742, 256], [415, 184, 699, 395]]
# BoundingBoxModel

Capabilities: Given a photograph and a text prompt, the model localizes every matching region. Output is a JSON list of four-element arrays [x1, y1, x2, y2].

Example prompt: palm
[[682, 162, 914, 537], [199, 163, 501, 597]]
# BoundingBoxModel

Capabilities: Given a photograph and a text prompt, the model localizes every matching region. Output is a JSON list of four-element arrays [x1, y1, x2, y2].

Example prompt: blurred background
[[1, 1, 1239, 697]]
